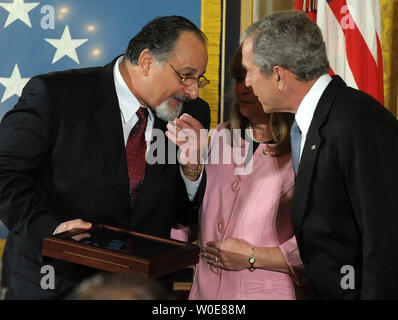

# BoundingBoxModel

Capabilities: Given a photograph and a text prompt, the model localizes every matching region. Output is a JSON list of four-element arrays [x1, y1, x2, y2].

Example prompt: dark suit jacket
[[291, 76, 398, 299], [0, 58, 210, 299]]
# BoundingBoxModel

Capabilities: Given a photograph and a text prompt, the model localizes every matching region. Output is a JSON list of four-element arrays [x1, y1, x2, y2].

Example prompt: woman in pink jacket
[[189, 46, 306, 300]]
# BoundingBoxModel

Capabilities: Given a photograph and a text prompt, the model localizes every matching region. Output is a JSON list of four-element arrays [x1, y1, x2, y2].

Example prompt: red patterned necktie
[[126, 107, 149, 208]]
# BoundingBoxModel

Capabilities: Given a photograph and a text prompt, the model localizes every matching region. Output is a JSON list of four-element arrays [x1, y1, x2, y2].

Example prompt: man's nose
[[183, 82, 199, 100]]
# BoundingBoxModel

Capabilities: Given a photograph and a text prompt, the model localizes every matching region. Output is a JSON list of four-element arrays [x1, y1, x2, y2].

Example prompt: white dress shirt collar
[[295, 74, 332, 136], [113, 56, 154, 126]]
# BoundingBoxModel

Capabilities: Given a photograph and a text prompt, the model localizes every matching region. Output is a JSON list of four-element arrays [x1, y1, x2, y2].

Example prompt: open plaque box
[[42, 224, 200, 278]]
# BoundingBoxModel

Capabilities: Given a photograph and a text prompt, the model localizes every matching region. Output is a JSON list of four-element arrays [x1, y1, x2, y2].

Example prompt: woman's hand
[[202, 238, 291, 274], [202, 238, 252, 271]]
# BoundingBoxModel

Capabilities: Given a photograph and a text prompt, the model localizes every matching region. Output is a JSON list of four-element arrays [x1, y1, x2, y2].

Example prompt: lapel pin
[[311, 145, 317, 150]]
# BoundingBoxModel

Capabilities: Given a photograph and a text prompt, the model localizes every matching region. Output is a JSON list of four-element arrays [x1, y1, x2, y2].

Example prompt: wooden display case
[[42, 224, 199, 278]]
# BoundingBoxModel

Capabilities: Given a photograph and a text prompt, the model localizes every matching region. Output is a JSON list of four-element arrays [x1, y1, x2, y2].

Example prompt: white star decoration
[[0, 64, 30, 103], [45, 25, 88, 64], [0, 0, 40, 28]]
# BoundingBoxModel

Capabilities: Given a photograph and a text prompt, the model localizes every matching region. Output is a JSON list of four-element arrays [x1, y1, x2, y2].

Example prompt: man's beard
[[154, 94, 186, 122]]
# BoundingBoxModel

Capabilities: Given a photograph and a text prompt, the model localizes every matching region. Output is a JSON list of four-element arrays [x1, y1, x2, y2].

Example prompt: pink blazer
[[189, 124, 303, 300]]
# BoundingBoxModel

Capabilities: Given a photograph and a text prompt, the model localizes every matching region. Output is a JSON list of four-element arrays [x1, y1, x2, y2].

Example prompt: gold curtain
[[252, 0, 294, 23], [200, 0, 222, 128], [0, 239, 4, 258], [381, 0, 398, 118], [241, 0, 253, 35]]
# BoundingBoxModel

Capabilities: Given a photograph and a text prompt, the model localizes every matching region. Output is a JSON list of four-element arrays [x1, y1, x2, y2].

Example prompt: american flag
[[0, 0, 201, 239], [295, 0, 384, 105]]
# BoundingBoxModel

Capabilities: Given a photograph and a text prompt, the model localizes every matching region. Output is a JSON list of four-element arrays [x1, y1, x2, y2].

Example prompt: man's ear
[[138, 49, 153, 76], [273, 66, 285, 90]]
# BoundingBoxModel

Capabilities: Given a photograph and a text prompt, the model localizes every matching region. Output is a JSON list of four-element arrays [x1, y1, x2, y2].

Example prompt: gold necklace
[[247, 124, 273, 144]]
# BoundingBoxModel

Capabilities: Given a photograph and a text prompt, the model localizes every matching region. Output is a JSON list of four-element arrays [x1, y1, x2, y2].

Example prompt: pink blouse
[[189, 124, 303, 300]]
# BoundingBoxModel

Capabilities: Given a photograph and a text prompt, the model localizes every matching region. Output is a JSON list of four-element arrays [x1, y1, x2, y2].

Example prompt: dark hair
[[125, 15, 207, 65]]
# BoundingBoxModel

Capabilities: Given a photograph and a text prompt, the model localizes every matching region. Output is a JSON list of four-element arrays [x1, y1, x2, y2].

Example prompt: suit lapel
[[92, 58, 130, 194], [291, 76, 346, 243]]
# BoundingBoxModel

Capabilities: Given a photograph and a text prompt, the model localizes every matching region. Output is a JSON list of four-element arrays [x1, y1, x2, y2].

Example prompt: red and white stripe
[[295, 0, 384, 104]]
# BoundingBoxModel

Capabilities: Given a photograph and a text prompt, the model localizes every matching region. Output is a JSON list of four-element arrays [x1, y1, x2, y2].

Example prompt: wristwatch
[[249, 247, 255, 271], [182, 163, 204, 177]]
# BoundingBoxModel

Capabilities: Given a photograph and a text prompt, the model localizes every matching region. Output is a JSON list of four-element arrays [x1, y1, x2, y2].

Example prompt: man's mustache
[[172, 94, 188, 104]]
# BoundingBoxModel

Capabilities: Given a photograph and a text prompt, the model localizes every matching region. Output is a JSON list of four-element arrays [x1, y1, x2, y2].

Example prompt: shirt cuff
[[53, 225, 60, 235]]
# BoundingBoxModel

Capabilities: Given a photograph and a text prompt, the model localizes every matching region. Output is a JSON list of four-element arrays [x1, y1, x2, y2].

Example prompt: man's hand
[[55, 219, 92, 234], [166, 113, 208, 181]]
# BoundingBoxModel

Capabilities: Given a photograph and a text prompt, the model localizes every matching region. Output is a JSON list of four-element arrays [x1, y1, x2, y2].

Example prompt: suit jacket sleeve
[[0, 77, 68, 248], [341, 105, 398, 299]]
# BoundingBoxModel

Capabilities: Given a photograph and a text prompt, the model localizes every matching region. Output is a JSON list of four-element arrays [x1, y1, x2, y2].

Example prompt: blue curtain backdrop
[[0, 0, 201, 239]]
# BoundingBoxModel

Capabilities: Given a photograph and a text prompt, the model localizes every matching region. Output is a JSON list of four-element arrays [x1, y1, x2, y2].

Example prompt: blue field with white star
[[0, 0, 201, 119]]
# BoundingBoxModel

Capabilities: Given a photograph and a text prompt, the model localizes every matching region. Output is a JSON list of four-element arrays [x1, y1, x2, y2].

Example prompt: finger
[[166, 122, 192, 147], [206, 242, 221, 253], [166, 129, 191, 151], [204, 246, 219, 256], [71, 232, 91, 241], [204, 254, 222, 268], [56, 219, 92, 234], [175, 115, 203, 131], [206, 241, 217, 248], [200, 249, 214, 260], [69, 219, 92, 230], [202, 252, 216, 263], [176, 129, 195, 144], [180, 113, 203, 128], [55, 223, 70, 234], [165, 129, 178, 145], [166, 121, 178, 136], [166, 120, 177, 130]]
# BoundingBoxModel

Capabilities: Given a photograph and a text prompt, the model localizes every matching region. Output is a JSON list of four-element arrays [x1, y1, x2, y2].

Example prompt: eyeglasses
[[169, 64, 210, 89]]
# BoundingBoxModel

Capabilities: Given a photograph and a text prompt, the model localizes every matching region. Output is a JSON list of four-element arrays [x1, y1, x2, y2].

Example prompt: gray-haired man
[[241, 10, 398, 299]]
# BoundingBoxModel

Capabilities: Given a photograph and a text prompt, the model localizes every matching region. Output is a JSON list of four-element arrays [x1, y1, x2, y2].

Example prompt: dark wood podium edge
[[42, 224, 200, 279]]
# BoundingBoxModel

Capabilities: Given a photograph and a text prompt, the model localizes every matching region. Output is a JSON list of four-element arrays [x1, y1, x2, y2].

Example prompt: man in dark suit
[[0, 16, 210, 299], [241, 11, 398, 299]]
